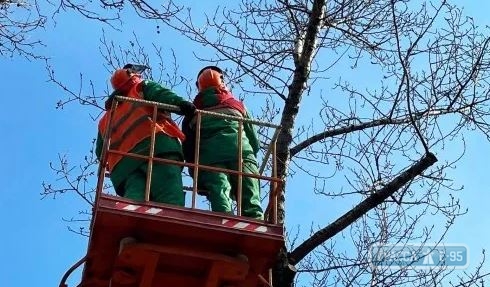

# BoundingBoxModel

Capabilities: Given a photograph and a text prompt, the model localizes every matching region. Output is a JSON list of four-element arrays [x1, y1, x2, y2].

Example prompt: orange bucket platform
[[78, 195, 284, 287]]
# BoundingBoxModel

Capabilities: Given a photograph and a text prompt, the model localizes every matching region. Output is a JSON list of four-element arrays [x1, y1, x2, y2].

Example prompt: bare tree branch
[[289, 152, 437, 264], [0, 0, 46, 58]]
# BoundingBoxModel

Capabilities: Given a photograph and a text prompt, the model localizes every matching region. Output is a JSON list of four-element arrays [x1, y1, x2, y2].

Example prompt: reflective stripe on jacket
[[99, 83, 185, 172]]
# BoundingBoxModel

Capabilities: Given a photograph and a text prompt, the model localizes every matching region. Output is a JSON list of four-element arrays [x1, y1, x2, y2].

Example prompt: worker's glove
[[178, 101, 196, 117]]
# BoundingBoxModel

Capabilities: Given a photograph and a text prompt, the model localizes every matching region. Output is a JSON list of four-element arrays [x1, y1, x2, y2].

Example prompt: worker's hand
[[178, 101, 196, 117]]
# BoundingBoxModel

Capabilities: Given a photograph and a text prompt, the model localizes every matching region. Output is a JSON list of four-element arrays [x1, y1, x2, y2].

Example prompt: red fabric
[[193, 88, 246, 115]]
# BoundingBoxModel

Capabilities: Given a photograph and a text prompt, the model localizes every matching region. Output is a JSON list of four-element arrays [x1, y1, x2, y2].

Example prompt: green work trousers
[[123, 154, 185, 206], [197, 159, 263, 219]]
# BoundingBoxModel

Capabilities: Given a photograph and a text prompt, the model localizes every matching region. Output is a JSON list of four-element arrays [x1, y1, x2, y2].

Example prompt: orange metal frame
[[60, 96, 284, 287], [100, 96, 283, 220]]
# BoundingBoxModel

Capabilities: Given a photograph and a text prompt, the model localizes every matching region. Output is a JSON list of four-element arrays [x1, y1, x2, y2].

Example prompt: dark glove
[[178, 101, 196, 116]]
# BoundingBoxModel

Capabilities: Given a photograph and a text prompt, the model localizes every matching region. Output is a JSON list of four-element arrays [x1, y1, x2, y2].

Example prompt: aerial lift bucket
[[59, 97, 284, 287]]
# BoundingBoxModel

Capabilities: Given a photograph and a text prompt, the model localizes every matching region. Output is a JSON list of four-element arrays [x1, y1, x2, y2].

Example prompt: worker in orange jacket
[[96, 64, 196, 206]]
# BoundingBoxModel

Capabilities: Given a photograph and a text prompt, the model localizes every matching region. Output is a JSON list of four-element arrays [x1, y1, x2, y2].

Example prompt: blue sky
[[1, 1, 490, 286]]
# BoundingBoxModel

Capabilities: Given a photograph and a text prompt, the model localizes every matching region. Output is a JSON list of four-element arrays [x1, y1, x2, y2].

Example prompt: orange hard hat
[[110, 68, 141, 92], [196, 66, 225, 92]]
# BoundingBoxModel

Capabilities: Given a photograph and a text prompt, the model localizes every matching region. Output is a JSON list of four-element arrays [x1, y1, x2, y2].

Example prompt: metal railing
[[95, 96, 282, 223]]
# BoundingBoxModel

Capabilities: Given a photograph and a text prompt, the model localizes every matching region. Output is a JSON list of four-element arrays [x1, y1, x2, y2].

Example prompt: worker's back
[[198, 113, 256, 164]]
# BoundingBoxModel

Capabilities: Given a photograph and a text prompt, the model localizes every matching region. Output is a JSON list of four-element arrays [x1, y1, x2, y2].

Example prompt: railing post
[[237, 120, 244, 217], [96, 99, 118, 203], [192, 111, 202, 209], [272, 137, 278, 224], [144, 105, 158, 203]]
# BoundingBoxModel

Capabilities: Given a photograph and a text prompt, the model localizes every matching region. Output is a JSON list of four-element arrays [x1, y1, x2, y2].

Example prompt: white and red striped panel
[[221, 219, 268, 233], [115, 202, 164, 215], [114, 202, 268, 233]]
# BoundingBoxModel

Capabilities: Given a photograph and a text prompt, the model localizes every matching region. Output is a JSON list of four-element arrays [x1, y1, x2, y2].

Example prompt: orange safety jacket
[[99, 83, 185, 172]]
